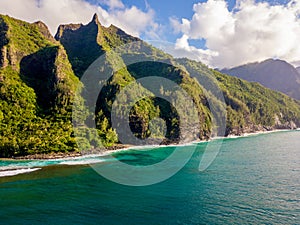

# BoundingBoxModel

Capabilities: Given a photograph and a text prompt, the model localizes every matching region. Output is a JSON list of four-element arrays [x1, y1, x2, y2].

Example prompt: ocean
[[0, 131, 299, 224]]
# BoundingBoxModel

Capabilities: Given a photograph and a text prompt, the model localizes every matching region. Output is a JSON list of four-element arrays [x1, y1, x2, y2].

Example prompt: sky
[[0, 0, 299, 68]]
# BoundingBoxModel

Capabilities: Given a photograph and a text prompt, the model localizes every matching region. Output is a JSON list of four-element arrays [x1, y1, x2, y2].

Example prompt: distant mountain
[[296, 66, 300, 74], [1, 14, 300, 157], [221, 59, 300, 100]]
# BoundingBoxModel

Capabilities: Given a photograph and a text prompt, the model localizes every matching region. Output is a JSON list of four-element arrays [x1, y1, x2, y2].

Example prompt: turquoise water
[[0, 131, 299, 224]]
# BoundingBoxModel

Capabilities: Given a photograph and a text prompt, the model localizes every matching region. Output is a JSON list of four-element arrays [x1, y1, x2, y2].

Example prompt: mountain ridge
[[0, 14, 81, 157], [54, 13, 139, 77], [1, 14, 300, 157], [221, 58, 300, 100]]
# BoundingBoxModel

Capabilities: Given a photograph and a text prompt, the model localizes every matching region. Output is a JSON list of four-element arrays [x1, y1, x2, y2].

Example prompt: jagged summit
[[55, 23, 83, 40], [55, 14, 101, 40], [55, 14, 139, 77], [55, 14, 136, 42], [1, 14, 300, 157], [33, 21, 55, 42], [92, 13, 100, 24]]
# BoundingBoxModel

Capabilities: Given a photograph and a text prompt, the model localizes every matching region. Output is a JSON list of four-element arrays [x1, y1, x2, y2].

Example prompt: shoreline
[[3, 144, 133, 161], [224, 128, 290, 139], [0, 128, 297, 161]]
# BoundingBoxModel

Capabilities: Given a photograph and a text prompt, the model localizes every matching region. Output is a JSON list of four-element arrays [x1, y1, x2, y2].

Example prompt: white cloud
[[99, 0, 124, 9], [171, 0, 300, 68], [110, 6, 157, 37], [291, 60, 300, 67], [169, 17, 190, 34], [0, 0, 158, 38], [172, 34, 218, 66]]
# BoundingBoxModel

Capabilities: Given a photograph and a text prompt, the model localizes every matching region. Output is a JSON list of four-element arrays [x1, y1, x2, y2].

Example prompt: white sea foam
[[0, 129, 293, 175], [59, 158, 106, 165], [0, 168, 41, 177]]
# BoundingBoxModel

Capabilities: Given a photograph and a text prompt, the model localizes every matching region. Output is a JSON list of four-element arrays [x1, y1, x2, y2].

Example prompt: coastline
[[225, 128, 290, 138], [0, 128, 296, 161], [7, 144, 133, 161]]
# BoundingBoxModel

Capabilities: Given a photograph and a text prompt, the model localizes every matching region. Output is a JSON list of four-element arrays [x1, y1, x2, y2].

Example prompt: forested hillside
[[1, 14, 300, 157]]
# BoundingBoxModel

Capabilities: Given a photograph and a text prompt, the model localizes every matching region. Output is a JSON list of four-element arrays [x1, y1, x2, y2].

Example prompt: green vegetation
[[0, 15, 92, 157], [1, 14, 300, 157], [0, 15, 53, 70], [178, 58, 300, 134], [0, 67, 77, 157]]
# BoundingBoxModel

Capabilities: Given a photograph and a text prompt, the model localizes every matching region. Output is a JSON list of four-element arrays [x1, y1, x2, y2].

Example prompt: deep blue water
[[0, 131, 299, 224]]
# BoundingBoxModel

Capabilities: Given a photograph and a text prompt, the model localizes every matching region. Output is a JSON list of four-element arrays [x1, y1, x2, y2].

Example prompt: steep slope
[[179, 59, 300, 135], [55, 14, 139, 78], [0, 15, 82, 157], [221, 59, 300, 100], [1, 14, 300, 157], [56, 15, 216, 143], [296, 66, 300, 74], [58, 15, 300, 143], [0, 15, 78, 113]]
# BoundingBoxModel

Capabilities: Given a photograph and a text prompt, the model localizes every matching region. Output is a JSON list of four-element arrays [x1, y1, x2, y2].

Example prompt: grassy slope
[[178, 58, 300, 134], [0, 14, 300, 157], [0, 15, 81, 157]]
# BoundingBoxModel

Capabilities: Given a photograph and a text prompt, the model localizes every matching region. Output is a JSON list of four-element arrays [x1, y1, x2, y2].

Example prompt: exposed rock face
[[0, 38, 18, 69], [33, 21, 56, 42], [55, 19, 102, 77], [0, 17, 9, 68], [0, 15, 78, 114], [55, 23, 83, 40], [20, 46, 77, 112], [0, 46, 8, 68], [0, 15, 57, 70], [221, 59, 300, 100], [0, 14, 82, 157], [1, 13, 300, 157], [55, 13, 139, 77], [227, 113, 299, 136], [275, 119, 297, 130]]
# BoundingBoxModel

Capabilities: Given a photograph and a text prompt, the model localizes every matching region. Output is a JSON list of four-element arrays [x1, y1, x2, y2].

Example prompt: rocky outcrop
[[0, 17, 9, 68], [1, 14, 300, 157], [0, 46, 8, 68], [54, 14, 104, 77], [55, 23, 83, 40], [33, 21, 56, 42], [227, 114, 298, 136], [20, 45, 78, 113], [55, 13, 139, 77], [0, 41, 19, 69], [0, 15, 56, 70]]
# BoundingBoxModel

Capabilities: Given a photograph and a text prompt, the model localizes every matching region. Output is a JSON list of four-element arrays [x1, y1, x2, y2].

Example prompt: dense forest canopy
[[0, 14, 300, 157]]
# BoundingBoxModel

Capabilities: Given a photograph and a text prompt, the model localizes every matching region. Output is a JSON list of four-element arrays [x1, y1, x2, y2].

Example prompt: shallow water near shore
[[0, 131, 299, 224]]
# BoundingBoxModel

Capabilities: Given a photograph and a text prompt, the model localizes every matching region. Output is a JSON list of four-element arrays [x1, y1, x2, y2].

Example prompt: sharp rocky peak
[[92, 13, 100, 25]]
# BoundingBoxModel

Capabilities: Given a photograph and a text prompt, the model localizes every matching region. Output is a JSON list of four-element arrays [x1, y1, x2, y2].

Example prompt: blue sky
[[92, 0, 237, 42], [90, 0, 290, 39], [87, 0, 300, 67], [0, 0, 299, 67]]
